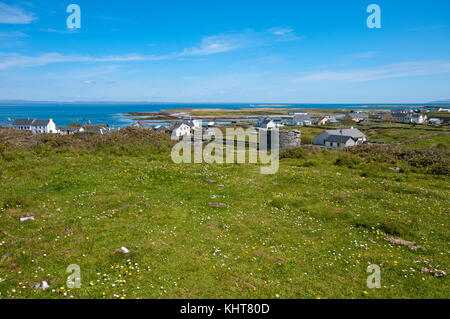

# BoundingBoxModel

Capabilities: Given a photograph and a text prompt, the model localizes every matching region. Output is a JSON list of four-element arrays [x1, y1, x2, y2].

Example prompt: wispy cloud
[[350, 51, 378, 59], [268, 26, 302, 42], [83, 80, 95, 85], [0, 33, 245, 70], [0, 2, 36, 24], [294, 61, 450, 83], [0, 27, 301, 70], [40, 28, 80, 34], [0, 30, 28, 37], [179, 33, 249, 56], [0, 52, 170, 70]]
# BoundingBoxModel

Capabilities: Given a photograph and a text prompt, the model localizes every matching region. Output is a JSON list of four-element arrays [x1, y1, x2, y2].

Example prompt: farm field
[[0, 127, 448, 299]]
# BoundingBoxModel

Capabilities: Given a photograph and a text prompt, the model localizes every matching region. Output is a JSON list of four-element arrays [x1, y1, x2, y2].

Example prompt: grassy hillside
[[0, 127, 448, 299]]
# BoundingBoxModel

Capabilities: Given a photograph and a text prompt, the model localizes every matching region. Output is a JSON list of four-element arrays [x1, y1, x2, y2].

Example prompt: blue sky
[[0, 0, 449, 103]]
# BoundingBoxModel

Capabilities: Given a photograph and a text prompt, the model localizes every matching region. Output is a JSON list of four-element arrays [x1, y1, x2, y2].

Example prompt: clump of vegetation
[[346, 144, 449, 175], [280, 145, 319, 159], [334, 153, 363, 168], [0, 127, 175, 158]]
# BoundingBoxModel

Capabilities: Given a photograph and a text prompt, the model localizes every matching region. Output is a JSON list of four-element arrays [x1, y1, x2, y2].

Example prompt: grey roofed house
[[324, 135, 354, 143], [155, 125, 167, 132], [314, 128, 366, 145], [272, 117, 283, 124], [390, 111, 408, 117], [83, 125, 109, 135], [57, 126, 83, 133], [293, 114, 311, 122], [346, 112, 369, 120], [258, 117, 276, 128], [132, 121, 153, 129]]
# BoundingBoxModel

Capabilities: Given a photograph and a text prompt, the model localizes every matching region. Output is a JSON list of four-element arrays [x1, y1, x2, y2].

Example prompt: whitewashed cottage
[[12, 118, 57, 134]]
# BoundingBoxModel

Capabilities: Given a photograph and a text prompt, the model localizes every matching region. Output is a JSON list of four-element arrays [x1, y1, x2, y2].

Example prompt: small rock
[[41, 281, 50, 290], [434, 270, 446, 278], [32, 281, 50, 291], [386, 237, 426, 251], [120, 247, 130, 254], [208, 202, 228, 208], [20, 216, 35, 222], [389, 167, 401, 172], [411, 245, 427, 251], [204, 179, 217, 184]]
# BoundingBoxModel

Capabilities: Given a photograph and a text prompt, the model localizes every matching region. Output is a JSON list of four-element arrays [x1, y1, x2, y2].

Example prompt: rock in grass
[[20, 216, 35, 222], [385, 237, 426, 251], [120, 247, 130, 254], [434, 270, 446, 278], [32, 281, 50, 291], [204, 179, 217, 184], [208, 202, 228, 208]]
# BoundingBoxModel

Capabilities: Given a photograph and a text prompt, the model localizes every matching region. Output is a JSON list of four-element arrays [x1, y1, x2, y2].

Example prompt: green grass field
[[0, 127, 448, 299]]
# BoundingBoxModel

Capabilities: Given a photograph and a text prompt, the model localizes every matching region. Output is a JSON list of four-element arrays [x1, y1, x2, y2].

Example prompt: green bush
[[334, 153, 363, 168]]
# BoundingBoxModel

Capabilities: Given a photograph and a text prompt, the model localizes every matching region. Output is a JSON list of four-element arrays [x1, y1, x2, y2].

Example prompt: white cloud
[[295, 61, 450, 83], [179, 33, 248, 56], [83, 81, 95, 85], [0, 52, 170, 70], [268, 26, 302, 42], [40, 28, 80, 34], [0, 30, 28, 37], [0, 2, 36, 24], [0, 27, 300, 70]]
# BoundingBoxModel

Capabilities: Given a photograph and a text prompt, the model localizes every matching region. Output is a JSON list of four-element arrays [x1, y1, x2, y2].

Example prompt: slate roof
[[324, 135, 355, 143], [13, 118, 51, 126], [169, 121, 191, 131], [347, 112, 368, 119], [57, 126, 81, 132], [294, 114, 311, 122], [325, 128, 366, 139]]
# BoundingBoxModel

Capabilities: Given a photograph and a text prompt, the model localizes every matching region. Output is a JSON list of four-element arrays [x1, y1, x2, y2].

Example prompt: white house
[[258, 118, 277, 129], [293, 113, 312, 126], [170, 122, 192, 138], [404, 113, 426, 124], [314, 127, 366, 146], [204, 127, 220, 136], [428, 118, 442, 125], [57, 126, 85, 135], [324, 135, 357, 149], [132, 121, 153, 129], [345, 111, 369, 122], [183, 119, 201, 130], [13, 118, 57, 134]]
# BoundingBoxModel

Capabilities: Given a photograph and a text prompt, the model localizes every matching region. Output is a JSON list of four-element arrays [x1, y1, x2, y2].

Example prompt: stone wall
[[262, 129, 302, 150]]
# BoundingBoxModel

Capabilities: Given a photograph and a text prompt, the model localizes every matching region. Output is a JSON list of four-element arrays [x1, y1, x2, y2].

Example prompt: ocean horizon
[[0, 103, 436, 127]]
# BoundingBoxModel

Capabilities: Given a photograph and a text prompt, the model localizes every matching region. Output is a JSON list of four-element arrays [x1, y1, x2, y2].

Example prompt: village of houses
[[7, 105, 450, 150]]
